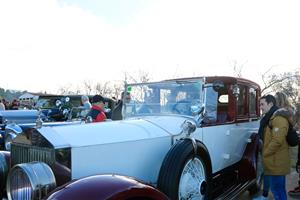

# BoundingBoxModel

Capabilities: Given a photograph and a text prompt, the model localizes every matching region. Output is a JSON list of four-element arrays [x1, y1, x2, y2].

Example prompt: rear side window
[[237, 86, 247, 116], [249, 88, 257, 116]]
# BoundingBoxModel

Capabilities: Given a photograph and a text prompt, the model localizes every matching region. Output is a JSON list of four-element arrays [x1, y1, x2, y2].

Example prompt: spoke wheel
[[157, 139, 211, 200], [179, 158, 207, 200]]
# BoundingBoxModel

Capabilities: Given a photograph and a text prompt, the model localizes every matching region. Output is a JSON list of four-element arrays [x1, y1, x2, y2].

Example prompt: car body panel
[[0, 110, 40, 124], [71, 136, 171, 184], [38, 117, 180, 148], [201, 122, 259, 173]]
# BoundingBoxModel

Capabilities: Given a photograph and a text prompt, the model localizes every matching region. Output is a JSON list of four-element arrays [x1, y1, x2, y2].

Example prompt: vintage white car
[[0, 76, 262, 200]]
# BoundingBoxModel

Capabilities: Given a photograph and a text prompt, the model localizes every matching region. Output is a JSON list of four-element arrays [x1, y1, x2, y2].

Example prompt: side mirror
[[86, 116, 93, 123], [62, 109, 69, 116]]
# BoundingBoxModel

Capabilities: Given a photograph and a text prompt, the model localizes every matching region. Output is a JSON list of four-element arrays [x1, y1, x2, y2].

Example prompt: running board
[[214, 180, 256, 200]]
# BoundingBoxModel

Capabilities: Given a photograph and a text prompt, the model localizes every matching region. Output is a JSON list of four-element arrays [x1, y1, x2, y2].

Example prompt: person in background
[[10, 99, 19, 110], [256, 92, 296, 199], [289, 127, 300, 196], [279, 93, 300, 196], [104, 98, 115, 119], [254, 94, 290, 200], [275, 92, 295, 124], [79, 95, 92, 117], [111, 92, 132, 120], [0, 99, 5, 110], [2, 99, 9, 110], [86, 95, 107, 123]]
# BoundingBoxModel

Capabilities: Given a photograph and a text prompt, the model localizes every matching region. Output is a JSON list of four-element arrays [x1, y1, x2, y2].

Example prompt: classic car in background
[[2, 95, 116, 151], [0, 76, 262, 200], [0, 95, 94, 150], [0, 110, 44, 149]]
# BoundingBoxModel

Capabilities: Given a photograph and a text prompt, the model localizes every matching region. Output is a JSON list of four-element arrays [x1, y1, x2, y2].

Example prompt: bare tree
[[232, 63, 300, 107], [94, 81, 114, 97], [57, 84, 74, 95], [232, 60, 247, 78], [261, 69, 300, 105], [124, 70, 152, 84], [83, 80, 93, 95], [111, 82, 124, 99], [56, 70, 152, 99]]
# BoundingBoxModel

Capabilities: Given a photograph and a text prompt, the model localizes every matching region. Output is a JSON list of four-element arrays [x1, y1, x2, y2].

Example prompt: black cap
[[92, 95, 105, 103]]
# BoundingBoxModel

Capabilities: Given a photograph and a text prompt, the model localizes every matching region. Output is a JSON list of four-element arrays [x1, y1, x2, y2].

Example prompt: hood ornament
[[36, 109, 43, 129]]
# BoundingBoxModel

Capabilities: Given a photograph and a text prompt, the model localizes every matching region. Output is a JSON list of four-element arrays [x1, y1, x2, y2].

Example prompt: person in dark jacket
[[256, 92, 296, 199], [255, 94, 290, 200], [111, 92, 134, 120], [87, 95, 107, 123]]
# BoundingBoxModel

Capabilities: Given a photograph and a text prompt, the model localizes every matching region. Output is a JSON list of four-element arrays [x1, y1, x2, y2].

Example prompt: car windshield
[[123, 79, 203, 118], [35, 97, 60, 109]]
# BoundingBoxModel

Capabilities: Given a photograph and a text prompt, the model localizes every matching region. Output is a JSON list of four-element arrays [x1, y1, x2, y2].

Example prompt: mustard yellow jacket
[[262, 114, 290, 175]]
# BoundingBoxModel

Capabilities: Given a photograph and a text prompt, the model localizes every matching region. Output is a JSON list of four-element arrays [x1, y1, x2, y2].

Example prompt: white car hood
[[37, 116, 188, 148]]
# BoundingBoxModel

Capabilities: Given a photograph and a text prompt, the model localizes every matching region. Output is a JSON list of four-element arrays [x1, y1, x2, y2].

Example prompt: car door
[[229, 84, 260, 165], [201, 86, 235, 173]]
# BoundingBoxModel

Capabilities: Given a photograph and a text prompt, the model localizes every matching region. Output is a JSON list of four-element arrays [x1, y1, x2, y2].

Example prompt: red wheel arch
[[46, 174, 169, 200]]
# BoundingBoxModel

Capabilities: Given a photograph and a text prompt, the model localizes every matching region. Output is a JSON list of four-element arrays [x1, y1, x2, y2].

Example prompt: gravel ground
[[238, 170, 299, 199], [239, 145, 300, 200]]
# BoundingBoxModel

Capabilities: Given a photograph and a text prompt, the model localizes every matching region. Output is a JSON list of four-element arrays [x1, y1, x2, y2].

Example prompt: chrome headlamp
[[55, 100, 62, 107], [7, 162, 56, 200], [4, 131, 17, 151], [65, 97, 70, 103], [4, 124, 22, 151], [0, 151, 10, 192]]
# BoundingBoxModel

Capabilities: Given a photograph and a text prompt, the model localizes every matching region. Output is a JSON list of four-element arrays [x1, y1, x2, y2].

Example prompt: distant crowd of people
[[0, 98, 20, 111], [1, 93, 129, 122]]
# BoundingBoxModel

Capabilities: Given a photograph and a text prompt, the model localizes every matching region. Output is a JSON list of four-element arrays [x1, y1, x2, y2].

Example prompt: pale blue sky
[[57, 0, 155, 26], [0, 0, 299, 92]]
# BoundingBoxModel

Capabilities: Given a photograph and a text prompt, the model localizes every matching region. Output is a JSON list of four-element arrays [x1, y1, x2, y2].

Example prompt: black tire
[[157, 139, 212, 200]]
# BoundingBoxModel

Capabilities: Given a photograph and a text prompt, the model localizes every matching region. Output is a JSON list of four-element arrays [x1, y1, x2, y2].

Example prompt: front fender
[[46, 174, 169, 200], [3, 124, 23, 150], [5, 123, 23, 135]]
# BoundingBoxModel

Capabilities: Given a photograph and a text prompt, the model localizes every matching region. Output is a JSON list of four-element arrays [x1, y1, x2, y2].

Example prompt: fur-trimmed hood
[[273, 107, 295, 125]]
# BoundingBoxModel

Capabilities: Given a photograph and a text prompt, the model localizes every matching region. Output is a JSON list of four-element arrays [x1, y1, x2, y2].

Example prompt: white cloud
[[0, 0, 300, 92]]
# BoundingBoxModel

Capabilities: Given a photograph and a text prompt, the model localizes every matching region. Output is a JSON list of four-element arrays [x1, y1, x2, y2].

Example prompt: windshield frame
[[123, 79, 204, 119]]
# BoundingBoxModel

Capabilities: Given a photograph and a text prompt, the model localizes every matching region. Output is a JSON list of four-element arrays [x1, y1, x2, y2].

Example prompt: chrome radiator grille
[[11, 143, 55, 167]]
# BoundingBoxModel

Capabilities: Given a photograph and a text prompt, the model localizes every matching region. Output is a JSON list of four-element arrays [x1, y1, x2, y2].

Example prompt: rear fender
[[46, 174, 169, 200], [238, 132, 259, 181]]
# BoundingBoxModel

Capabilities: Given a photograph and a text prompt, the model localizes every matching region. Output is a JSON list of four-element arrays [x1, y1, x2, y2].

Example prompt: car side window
[[203, 87, 218, 123], [237, 85, 247, 116], [216, 84, 231, 123], [249, 87, 257, 116]]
